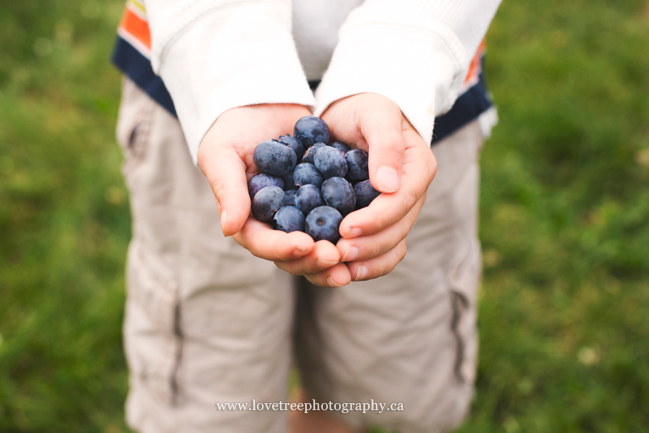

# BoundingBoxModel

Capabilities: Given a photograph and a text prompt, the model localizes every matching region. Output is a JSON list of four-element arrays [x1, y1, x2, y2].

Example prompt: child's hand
[[319, 93, 438, 282], [198, 104, 351, 286]]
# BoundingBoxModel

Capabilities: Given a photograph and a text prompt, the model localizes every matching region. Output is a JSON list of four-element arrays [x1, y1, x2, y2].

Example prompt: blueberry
[[305, 206, 343, 244], [345, 149, 369, 181], [251, 186, 285, 223], [293, 163, 324, 188], [253, 140, 297, 176], [248, 173, 284, 198], [314, 145, 348, 179], [294, 184, 325, 216], [301, 142, 327, 165], [294, 116, 330, 147], [330, 141, 351, 154], [282, 189, 297, 207], [273, 206, 305, 233], [354, 180, 380, 209], [278, 134, 305, 160], [321, 177, 356, 215]]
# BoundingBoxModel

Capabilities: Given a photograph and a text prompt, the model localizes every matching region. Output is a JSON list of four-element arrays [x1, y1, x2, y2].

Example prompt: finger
[[346, 239, 408, 282], [360, 99, 405, 193], [233, 217, 314, 261], [198, 142, 250, 237], [320, 95, 368, 150], [337, 196, 424, 263], [303, 263, 352, 287], [275, 240, 341, 275], [340, 141, 436, 238]]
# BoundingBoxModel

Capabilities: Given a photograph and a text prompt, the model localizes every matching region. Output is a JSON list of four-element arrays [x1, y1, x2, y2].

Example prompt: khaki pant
[[116, 78, 484, 433]]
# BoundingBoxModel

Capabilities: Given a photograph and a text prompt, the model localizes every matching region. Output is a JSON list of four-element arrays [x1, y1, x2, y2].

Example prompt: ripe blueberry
[[305, 206, 343, 244], [251, 186, 285, 223], [294, 184, 325, 216], [315, 145, 348, 179], [278, 134, 305, 160], [301, 142, 327, 165], [273, 206, 305, 233], [330, 141, 351, 154], [253, 140, 297, 176], [294, 116, 330, 147], [294, 163, 324, 188], [248, 173, 284, 198], [354, 180, 380, 209], [345, 149, 369, 181], [321, 177, 356, 216]]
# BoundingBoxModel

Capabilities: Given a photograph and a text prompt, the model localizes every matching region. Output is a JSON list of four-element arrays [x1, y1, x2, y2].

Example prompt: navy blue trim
[[111, 37, 177, 116], [112, 37, 491, 144], [431, 69, 492, 145]]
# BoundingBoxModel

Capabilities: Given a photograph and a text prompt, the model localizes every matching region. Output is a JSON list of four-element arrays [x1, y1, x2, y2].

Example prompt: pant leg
[[294, 121, 484, 433], [116, 78, 295, 433]]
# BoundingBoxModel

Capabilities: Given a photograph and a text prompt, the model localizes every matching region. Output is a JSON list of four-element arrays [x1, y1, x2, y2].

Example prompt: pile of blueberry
[[249, 116, 380, 244]]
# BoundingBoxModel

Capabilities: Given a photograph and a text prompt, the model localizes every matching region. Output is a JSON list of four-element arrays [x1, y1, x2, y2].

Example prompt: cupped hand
[[194, 107, 300, 258], [198, 104, 351, 286], [309, 93, 438, 283]]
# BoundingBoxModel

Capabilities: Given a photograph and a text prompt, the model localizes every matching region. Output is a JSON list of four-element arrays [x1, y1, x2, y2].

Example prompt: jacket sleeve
[[144, 0, 315, 163], [313, 0, 501, 146]]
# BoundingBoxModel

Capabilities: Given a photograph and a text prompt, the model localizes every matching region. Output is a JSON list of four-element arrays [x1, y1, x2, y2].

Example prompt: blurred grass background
[[1, 0, 648, 432]]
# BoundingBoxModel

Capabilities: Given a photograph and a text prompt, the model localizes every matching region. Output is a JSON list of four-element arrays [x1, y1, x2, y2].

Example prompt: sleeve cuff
[[313, 5, 468, 147], [155, 0, 315, 164]]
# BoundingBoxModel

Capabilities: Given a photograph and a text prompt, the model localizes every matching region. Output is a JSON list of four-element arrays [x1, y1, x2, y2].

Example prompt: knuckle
[[375, 243, 407, 279], [378, 137, 405, 161], [397, 216, 413, 239], [402, 189, 420, 211], [426, 152, 438, 180], [374, 210, 394, 232], [368, 239, 383, 259], [307, 273, 327, 287], [376, 260, 392, 279], [210, 177, 225, 199], [389, 242, 407, 271], [383, 134, 404, 151], [371, 242, 407, 279], [277, 260, 305, 276], [196, 145, 208, 168], [397, 239, 408, 261]]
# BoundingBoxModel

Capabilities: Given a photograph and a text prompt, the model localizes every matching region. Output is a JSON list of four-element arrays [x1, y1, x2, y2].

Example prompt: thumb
[[361, 102, 404, 194], [198, 143, 250, 237]]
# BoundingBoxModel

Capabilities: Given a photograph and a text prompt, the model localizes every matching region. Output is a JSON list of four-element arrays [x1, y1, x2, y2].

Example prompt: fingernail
[[293, 247, 308, 258], [220, 210, 228, 234], [344, 227, 363, 238], [317, 257, 339, 266], [295, 244, 311, 253], [326, 276, 344, 287], [293, 243, 313, 257], [342, 246, 359, 262], [354, 264, 369, 281], [376, 166, 400, 193]]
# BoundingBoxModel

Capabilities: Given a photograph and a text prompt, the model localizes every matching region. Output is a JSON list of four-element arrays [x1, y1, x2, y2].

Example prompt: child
[[113, 0, 501, 431]]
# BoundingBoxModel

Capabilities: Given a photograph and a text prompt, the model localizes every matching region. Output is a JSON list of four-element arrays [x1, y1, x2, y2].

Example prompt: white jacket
[[141, 0, 501, 162]]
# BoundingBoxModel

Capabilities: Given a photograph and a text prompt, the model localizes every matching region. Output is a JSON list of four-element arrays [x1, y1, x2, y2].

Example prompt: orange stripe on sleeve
[[464, 40, 486, 84], [119, 7, 151, 50]]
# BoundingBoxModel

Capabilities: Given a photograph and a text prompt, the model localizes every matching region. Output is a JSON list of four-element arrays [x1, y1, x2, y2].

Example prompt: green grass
[[0, 1, 130, 431], [1, 0, 648, 432]]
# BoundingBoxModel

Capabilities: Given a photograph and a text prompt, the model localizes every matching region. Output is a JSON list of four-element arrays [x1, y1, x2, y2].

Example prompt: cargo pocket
[[447, 240, 481, 385], [124, 241, 183, 406], [115, 78, 155, 181]]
